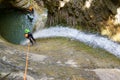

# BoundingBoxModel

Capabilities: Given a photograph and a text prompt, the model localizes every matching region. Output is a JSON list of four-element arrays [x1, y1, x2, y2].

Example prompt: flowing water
[[0, 8, 34, 44], [22, 26, 120, 58]]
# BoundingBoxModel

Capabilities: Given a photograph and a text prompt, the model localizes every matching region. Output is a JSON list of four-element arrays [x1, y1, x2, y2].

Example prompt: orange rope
[[24, 43, 30, 80]]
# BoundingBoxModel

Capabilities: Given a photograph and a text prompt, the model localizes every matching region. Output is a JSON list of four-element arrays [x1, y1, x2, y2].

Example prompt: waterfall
[[21, 26, 120, 58]]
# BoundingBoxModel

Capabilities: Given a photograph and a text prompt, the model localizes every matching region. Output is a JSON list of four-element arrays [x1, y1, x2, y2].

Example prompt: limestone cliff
[[1, 0, 120, 41], [0, 0, 31, 9], [36, 0, 120, 42]]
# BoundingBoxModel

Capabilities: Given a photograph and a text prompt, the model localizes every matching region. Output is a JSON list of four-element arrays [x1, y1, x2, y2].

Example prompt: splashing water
[[21, 26, 120, 58]]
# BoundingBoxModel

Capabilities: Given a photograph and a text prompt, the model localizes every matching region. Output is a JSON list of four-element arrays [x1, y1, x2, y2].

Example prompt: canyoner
[[24, 28, 36, 45]]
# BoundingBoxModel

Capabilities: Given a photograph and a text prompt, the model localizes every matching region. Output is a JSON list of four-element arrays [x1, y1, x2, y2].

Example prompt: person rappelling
[[24, 28, 36, 45], [27, 6, 34, 22]]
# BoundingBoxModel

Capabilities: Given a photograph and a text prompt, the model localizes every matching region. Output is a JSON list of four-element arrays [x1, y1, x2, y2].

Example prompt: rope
[[23, 43, 30, 80]]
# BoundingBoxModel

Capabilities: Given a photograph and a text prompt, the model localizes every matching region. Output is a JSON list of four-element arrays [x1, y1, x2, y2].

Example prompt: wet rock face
[[39, 0, 109, 30], [0, 0, 119, 31], [1, 0, 120, 41], [1, 38, 120, 80], [111, 0, 120, 5], [10, 0, 31, 9], [0, 0, 32, 9], [36, 0, 120, 32], [34, 0, 120, 42], [0, 0, 2, 1]]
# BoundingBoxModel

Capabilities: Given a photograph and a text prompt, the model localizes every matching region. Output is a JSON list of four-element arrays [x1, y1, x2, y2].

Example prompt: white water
[[21, 26, 120, 58]]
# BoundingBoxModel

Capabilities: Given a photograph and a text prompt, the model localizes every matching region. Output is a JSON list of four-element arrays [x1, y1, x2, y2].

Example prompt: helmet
[[29, 6, 33, 11], [24, 29, 30, 33]]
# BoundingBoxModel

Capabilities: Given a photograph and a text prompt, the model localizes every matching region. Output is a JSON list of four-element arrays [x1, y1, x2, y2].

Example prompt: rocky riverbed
[[0, 37, 120, 80]]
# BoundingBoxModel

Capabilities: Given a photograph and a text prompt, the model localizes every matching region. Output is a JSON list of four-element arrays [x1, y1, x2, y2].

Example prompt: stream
[[22, 26, 120, 58]]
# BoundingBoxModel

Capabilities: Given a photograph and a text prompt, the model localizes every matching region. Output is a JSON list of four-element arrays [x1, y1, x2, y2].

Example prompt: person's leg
[[28, 37, 33, 45], [30, 34, 36, 42]]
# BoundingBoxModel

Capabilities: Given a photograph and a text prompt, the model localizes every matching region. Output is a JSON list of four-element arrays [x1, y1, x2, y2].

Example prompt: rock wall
[[40, 0, 114, 31], [10, 0, 31, 9], [1, 0, 120, 42], [0, 0, 35, 10], [36, 0, 120, 42]]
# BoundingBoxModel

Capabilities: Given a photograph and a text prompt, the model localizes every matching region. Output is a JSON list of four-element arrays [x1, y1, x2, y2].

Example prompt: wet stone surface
[[0, 38, 120, 80]]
